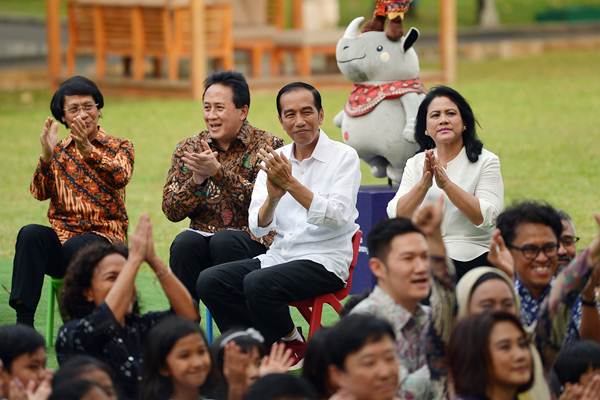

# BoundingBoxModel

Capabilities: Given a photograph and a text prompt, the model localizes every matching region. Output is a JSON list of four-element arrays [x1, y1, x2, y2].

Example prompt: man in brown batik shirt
[[162, 71, 284, 299]]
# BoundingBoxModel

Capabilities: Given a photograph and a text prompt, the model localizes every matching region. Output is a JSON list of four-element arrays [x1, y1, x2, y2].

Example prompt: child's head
[[49, 379, 110, 400], [213, 328, 267, 388], [554, 340, 600, 388], [60, 241, 140, 320], [0, 324, 46, 390], [301, 327, 337, 398], [52, 355, 117, 399], [142, 316, 214, 399], [327, 315, 399, 400], [244, 373, 318, 400]]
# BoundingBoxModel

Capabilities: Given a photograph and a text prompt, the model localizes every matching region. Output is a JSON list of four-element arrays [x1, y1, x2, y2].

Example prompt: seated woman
[[10, 75, 134, 326], [56, 214, 198, 400], [387, 85, 503, 281], [447, 312, 533, 400]]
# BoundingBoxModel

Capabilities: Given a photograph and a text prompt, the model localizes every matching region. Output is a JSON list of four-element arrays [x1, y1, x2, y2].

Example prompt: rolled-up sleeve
[[474, 154, 503, 228], [306, 148, 361, 228], [248, 169, 277, 237], [386, 156, 419, 218]]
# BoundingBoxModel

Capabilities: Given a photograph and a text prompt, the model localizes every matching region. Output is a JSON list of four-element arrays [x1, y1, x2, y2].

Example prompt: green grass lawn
[[1, 49, 600, 367]]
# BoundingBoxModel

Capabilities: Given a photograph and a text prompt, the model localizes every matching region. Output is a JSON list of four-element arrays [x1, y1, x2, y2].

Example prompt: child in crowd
[[49, 379, 110, 400], [212, 328, 294, 399], [141, 316, 216, 400], [244, 373, 318, 400], [447, 312, 533, 400], [0, 324, 51, 400], [52, 355, 118, 400], [56, 215, 198, 399], [552, 340, 600, 399], [301, 327, 336, 399], [326, 314, 400, 400]]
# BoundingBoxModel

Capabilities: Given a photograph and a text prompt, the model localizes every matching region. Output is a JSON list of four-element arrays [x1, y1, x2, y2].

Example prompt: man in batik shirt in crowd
[[10, 75, 134, 326], [163, 71, 284, 299]]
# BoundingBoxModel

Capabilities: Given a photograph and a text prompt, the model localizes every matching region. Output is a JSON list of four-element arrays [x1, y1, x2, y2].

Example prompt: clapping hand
[[40, 117, 59, 162], [429, 152, 451, 189], [223, 342, 251, 394], [412, 195, 444, 237], [128, 214, 151, 266], [69, 115, 93, 157], [587, 214, 600, 267], [257, 147, 290, 200], [182, 139, 221, 184], [420, 149, 434, 189], [259, 343, 294, 376], [487, 229, 515, 279]]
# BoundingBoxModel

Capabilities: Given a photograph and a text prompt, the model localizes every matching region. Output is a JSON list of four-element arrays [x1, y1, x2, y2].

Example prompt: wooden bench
[[66, 0, 234, 81]]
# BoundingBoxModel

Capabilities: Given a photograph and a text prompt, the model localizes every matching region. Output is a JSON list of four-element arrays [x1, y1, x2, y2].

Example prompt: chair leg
[[45, 280, 56, 347], [205, 308, 213, 343], [308, 301, 324, 338]]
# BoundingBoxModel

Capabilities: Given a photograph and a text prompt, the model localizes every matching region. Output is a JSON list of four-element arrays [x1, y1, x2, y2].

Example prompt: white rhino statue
[[334, 16, 425, 184]]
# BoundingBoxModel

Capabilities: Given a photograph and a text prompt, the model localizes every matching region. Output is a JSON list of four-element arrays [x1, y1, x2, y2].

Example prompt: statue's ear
[[403, 27, 420, 52]]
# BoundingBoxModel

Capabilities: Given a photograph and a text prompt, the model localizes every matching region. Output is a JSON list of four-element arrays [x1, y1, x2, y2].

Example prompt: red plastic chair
[[290, 230, 362, 338]]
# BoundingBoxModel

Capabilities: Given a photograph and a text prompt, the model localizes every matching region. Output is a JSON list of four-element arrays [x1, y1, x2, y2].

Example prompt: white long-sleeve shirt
[[387, 147, 504, 261], [249, 131, 361, 281]]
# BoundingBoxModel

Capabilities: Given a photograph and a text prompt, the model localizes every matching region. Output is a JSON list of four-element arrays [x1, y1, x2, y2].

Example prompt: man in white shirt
[[197, 82, 361, 366]]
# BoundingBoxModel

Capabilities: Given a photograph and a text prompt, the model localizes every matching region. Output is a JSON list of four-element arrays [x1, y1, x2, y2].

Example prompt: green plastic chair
[[45, 277, 64, 347]]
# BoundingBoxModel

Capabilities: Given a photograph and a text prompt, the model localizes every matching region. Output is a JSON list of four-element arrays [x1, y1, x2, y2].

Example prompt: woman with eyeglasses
[[386, 86, 504, 282], [9, 75, 134, 327]]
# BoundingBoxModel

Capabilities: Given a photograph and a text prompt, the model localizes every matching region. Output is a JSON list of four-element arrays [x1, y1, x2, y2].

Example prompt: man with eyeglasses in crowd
[[10, 76, 134, 326], [495, 201, 600, 348]]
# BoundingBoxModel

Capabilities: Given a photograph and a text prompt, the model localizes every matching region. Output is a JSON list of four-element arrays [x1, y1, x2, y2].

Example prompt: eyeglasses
[[559, 235, 580, 246], [508, 243, 558, 261], [64, 103, 98, 115]]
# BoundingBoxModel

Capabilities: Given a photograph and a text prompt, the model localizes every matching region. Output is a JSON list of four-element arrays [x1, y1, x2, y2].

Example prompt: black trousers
[[10, 224, 108, 325], [169, 230, 267, 300], [197, 258, 345, 345], [452, 251, 490, 283]]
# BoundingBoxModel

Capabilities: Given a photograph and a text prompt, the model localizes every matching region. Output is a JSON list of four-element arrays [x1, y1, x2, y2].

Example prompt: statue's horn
[[343, 17, 364, 39]]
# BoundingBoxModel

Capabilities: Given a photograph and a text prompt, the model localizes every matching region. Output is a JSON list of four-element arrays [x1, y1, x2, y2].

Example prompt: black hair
[[50, 75, 104, 127], [367, 217, 424, 263], [276, 82, 323, 116], [141, 316, 216, 400], [203, 70, 250, 109], [447, 312, 534, 398], [0, 324, 45, 372], [49, 379, 104, 400], [327, 314, 395, 371], [302, 327, 335, 398], [339, 290, 372, 317], [414, 85, 483, 163], [60, 241, 138, 320], [553, 340, 600, 386], [211, 328, 267, 399], [244, 373, 318, 400], [496, 201, 563, 246], [556, 209, 573, 223], [52, 355, 117, 397]]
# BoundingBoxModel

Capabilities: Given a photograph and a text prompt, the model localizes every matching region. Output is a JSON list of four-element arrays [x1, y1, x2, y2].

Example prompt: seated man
[[163, 71, 284, 298], [495, 201, 600, 349], [351, 201, 455, 400], [197, 82, 361, 366], [10, 75, 134, 326]]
